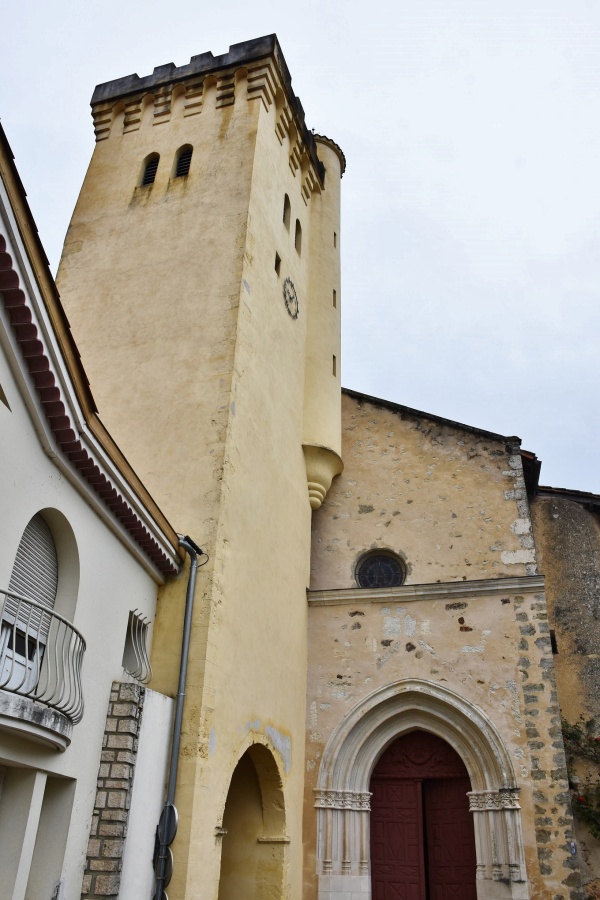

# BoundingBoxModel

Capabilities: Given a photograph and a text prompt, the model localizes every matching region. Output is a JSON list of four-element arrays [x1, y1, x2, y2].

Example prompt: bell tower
[[56, 36, 344, 899]]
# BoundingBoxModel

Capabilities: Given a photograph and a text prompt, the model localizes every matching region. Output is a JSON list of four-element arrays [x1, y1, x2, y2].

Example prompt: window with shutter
[[141, 154, 160, 186], [1, 515, 58, 689], [174, 145, 193, 178]]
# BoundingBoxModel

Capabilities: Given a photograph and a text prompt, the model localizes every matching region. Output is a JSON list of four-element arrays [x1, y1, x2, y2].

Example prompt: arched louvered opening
[[294, 219, 302, 256], [283, 194, 291, 230], [5, 515, 58, 631], [141, 154, 159, 186], [0, 514, 85, 721], [174, 145, 193, 178], [1, 515, 58, 690]]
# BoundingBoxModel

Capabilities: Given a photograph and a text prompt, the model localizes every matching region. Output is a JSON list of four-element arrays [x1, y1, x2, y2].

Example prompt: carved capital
[[468, 789, 521, 812], [314, 788, 371, 811]]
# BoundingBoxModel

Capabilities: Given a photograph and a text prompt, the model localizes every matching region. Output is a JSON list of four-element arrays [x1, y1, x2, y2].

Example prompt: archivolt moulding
[[314, 679, 530, 899]]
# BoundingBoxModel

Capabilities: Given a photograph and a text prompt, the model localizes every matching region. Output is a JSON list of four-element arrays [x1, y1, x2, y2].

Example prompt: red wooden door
[[424, 777, 477, 900], [371, 778, 426, 900], [370, 731, 476, 900]]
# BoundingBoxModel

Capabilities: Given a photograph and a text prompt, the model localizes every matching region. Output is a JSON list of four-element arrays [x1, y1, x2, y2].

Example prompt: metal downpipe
[[154, 534, 205, 900]]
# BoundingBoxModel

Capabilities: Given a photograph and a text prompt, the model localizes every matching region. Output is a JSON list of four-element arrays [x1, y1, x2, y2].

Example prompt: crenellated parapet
[[90, 35, 328, 205]]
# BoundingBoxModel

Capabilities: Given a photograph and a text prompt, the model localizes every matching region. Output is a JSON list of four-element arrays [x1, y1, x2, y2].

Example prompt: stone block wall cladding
[[81, 682, 146, 899]]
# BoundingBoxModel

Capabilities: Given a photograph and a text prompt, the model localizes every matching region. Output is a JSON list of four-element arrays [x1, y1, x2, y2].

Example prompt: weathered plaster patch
[[332, 687, 351, 699], [501, 549, 536, 565], [309, 701, 317, 726], [382, 616, 402, 638], [511, 518, 532, 535], [462, 645, 485, 653], [404, 615, 416, 637], [265, 725, 291, 774], [209, 727, 216, 756]]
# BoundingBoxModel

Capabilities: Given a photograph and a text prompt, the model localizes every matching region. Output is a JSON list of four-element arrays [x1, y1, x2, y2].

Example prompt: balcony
[[0, 589, 85, 750]]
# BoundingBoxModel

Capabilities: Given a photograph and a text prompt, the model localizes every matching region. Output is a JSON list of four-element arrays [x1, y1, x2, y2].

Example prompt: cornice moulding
[[308, 575, 545, 607]]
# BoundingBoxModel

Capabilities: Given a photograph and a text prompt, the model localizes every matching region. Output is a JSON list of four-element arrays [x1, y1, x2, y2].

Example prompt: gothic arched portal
[[314, 679, 530, 900]]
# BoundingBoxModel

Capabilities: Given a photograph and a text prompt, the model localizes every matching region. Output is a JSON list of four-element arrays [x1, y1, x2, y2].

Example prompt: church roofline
[[342, 387, 521, 445], [91, 34, 330, 184], [534, 485, 600, 512]]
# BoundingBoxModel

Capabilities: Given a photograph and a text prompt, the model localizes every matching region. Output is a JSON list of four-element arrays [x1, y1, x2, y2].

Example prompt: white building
[[0, 123, 181, 900]]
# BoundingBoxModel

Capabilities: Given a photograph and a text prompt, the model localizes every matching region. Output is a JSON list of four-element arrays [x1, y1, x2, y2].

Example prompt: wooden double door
[[370, 731, 477, 900]]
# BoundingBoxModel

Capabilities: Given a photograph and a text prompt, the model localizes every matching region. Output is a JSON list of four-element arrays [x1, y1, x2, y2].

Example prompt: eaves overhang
[[0, 124, 182, 581]]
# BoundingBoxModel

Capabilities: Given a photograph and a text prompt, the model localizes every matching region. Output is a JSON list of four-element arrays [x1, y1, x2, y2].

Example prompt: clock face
[[283, 277, 299, 319]]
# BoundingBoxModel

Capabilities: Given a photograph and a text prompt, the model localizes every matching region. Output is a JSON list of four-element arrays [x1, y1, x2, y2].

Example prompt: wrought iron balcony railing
[[0, 588, 86, 723]]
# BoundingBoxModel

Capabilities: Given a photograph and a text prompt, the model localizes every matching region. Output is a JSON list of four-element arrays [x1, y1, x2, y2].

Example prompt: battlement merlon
[[90, 34, 345, 182]]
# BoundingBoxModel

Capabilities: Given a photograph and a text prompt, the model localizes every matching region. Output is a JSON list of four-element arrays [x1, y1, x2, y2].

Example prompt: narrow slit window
[[295, 220, 302, 256], [283, 194, 291, 230], [141, 154, 159, 186], [333, 231, 337, 248], [333, 289, 337, 308], [550, 629, 558, 654], [274, 252, 281, 276], [175, 145, 193, 178], [332, 355, 337, 377]]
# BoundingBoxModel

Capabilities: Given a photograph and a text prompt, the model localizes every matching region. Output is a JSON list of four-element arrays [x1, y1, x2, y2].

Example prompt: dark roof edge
[[313, 134, 347, 176], [91, 34, 327, 185], [0, 124, 97, 415], [535, 485, 600, 510], [342, 387, 521, 445]]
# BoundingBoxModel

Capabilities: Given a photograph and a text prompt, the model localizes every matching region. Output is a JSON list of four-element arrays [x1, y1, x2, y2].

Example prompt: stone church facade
[[2, 32, 599, 900]]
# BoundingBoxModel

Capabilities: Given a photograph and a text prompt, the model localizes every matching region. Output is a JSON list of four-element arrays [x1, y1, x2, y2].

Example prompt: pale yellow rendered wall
[[56, 58, 343, 900], [304, 394, 580, 899]]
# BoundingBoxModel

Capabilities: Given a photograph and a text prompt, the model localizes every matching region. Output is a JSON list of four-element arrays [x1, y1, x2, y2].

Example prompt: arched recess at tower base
[[314, 680, 530, 900], [217, 741, 288, 900]]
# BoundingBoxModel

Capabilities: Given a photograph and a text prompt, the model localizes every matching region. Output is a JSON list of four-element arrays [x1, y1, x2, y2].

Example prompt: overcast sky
[[2, 0, 599, 492]]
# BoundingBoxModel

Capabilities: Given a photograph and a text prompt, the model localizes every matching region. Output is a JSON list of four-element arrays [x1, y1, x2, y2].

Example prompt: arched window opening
[[141, 154, 159, 186], [174, 145, 193, 178], [1, 514, 58, 690], [294, 219, 302, 255], [283, 194, 291, 230]]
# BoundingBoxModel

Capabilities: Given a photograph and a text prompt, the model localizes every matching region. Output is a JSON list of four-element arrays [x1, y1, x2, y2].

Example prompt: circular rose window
[[356, 552, 405, 589]]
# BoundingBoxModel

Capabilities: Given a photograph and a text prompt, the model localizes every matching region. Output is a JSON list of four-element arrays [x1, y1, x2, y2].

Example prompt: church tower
[[56, 36, 344, 899]]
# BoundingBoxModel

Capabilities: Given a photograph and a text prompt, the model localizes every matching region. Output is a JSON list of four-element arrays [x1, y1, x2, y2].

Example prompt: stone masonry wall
[[81, 681, 145, 899]]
